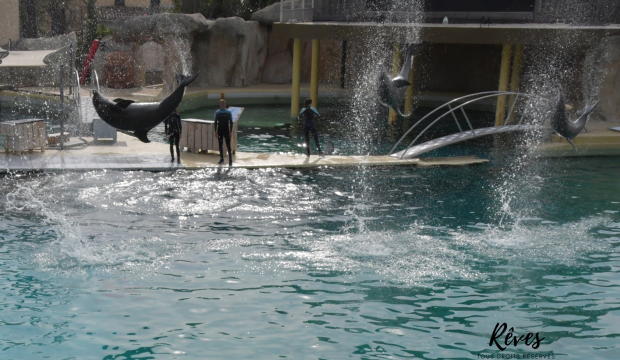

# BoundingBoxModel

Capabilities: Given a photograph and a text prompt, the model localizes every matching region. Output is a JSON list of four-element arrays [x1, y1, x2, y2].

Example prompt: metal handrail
[[389, 91, 549, 157], [75, 69, 82, 123], [94, 70, 100, 93], [394, 92, 547, 159], [389, 91, 509, 156]]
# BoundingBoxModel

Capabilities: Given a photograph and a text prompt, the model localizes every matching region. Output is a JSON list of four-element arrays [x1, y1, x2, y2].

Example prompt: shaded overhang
[[273, 22, 620, 45]]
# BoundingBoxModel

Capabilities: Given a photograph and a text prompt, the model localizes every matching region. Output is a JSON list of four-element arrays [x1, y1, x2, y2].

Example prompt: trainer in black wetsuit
[[214, 99, 233, 166], [298, 98, 323, 157], [165, 109, 182, 163]]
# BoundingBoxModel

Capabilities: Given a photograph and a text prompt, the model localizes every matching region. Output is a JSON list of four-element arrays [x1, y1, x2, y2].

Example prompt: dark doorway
[[425, 0, 535, 12]]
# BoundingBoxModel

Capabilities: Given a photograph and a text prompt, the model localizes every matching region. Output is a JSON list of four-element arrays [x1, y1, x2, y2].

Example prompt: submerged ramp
[[392, 125, 544, 159]]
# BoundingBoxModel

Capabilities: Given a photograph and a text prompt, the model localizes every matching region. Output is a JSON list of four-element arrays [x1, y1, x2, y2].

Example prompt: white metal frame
[[389, 91, 550, 159]]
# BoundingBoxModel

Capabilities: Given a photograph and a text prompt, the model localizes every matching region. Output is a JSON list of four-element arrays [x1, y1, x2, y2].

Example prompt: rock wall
[[0, 33, 76, 87], [191, 17, 268, 87], [93, 13, 345, 89]]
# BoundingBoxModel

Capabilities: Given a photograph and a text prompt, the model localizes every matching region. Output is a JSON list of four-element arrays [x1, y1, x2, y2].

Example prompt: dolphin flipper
[[135, 130, 151, 143], [392, 77, 411, 88], [566, 138, 578, 151]]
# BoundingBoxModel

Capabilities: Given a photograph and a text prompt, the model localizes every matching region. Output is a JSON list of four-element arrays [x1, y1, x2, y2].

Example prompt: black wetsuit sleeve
[[228, 112, 233, 134], [177, 114, 182, 133], [214, 111, 218, 134], [164, 117, 169, 135]]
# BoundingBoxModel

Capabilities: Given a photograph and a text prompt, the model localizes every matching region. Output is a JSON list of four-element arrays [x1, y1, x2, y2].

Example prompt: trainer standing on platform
[[298, 98, 323, 157], [165, 109, 182, 163], [214, 99, 233, 166]]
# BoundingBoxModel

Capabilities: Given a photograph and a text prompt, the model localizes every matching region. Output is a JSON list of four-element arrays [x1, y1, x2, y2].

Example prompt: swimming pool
[[1, 105, 619, 359]]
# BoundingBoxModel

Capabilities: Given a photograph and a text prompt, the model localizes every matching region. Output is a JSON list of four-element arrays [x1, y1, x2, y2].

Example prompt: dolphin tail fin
[[135, 130, 151, 143], [566, 138, 578, 151], [573, 100, 599, 134], [176, 74, 189, 84], [398, 109, 414, 118], [178, 72, 200, 87]]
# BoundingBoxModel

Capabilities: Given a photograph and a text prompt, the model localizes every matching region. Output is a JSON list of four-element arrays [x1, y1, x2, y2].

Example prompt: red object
[[79, 40, 100, 85]]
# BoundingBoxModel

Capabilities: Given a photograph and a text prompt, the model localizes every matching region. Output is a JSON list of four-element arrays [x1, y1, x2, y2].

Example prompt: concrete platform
[[531, 120, 620, 157], [0, 132, 488, 172]]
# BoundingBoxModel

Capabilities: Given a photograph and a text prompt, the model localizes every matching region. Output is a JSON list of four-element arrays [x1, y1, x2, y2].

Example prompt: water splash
[[5, 180, 180, 276]]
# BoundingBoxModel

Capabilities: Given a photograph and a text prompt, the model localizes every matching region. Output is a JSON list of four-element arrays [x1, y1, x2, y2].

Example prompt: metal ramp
[[389, 91, 550, 159], [392, 125, 542, 159]]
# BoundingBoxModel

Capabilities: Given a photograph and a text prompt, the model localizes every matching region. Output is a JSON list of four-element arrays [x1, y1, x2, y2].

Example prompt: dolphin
[[92, 72, 199, 143], [377, 43, 427, 118], [550, 89, 598, 150], [324, 140, 335, 155], [391, 42, 427, 88], [377, 69, 407, 117]]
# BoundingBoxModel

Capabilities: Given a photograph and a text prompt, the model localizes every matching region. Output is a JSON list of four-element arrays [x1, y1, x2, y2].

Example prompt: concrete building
[[0, 0, 20, 47], [273, 0, 620, 122]]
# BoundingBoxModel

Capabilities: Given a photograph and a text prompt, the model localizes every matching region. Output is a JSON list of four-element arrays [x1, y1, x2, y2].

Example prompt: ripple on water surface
[[0, 162, 618, 359]]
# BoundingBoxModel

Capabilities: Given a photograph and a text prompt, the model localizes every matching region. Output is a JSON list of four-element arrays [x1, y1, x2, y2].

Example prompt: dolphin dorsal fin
[[134, 130, 150, 143], [113, 98, 135, 109]]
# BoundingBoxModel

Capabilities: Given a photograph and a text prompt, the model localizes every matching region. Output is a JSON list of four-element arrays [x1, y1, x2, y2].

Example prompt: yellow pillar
[[389, 43, 401, 125], [506, 44, 523, 125], [404, 55, 417, 115], [495, 44, 513, 126], [310, 39, 320, 108], [291, 38, 302, 118]]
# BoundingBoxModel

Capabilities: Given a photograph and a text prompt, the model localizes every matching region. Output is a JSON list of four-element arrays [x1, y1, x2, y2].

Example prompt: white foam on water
[[241, 214, 612, 285], [6, 183, 183, 276]]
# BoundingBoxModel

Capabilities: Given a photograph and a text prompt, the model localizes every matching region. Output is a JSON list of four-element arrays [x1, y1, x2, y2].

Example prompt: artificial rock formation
[[0, 33, 76, 87], [251, 2, 281, 25], [100, 13, 269, 90], [91, 12, 344, 90], [105, 51, 135, 89], [192, 17, 268, 87], [109, 13, 209, 90]]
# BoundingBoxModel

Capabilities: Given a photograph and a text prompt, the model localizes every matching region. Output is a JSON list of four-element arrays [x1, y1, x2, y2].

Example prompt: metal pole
[[447, 104, 463, 132], [291, 38, 302, 117], [8, 39, 13, 88], [69, 44, 74, 95], [340, 40, 347, 89], [495, 44, 513, 126], [60, 64, 65, 150], [310, 39, 320, 107]]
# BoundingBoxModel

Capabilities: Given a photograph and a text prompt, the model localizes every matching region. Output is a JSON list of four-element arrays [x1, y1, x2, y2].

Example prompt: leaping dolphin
[[550, 89, 598, 150], [377, 43, 427, 118], [92, 73, 199, 143], [391, 43, 427, 88], [377, 69, 406, 116]]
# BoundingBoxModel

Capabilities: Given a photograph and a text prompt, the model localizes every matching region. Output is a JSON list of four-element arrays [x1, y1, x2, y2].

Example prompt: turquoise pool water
[[1, 106, 619, 359]]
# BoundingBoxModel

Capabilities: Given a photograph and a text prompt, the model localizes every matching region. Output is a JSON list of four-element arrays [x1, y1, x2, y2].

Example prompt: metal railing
[[388, 91, 549, 158], [74, 69, 82, 124], [280, 0, 315, 22]]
